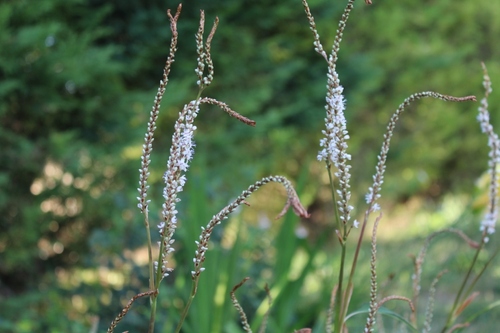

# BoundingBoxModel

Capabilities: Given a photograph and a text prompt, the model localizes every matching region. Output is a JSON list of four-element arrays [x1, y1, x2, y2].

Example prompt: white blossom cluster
[[318, 66, 353, 226], [156, 100, 200, 278], [318, 84, 348, 163], [477, 65, 499, 240], [303, 0, 355, 228]]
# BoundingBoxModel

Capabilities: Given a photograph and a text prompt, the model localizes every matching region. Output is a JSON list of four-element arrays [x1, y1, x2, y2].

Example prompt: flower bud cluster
[[195, 11, 218, 88]]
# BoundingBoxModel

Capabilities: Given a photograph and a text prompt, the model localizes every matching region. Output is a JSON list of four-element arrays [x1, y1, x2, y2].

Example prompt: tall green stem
[[335, 242, 348, 331], [463, 245, 499, 297], [144, 209, 154, 292], [440, 236, 485, 333], [148, 222, 168, 333], [326, 162, 348, 331], [148, 295, 158, 333], [325, 162, 341, 231], [175, 279, 200, 333], [142, 207, 157, 333]]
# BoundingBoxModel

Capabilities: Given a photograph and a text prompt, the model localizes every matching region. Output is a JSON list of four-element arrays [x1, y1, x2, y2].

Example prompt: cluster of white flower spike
[[477, 64, 499, 240], [318, 65, 353, 226], [156, 100, 200, 278], [318, 85, 348, 163], [304, 0, 355, 228]]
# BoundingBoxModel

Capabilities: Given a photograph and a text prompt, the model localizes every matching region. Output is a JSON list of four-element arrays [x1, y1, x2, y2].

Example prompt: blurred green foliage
[[1, 0, 499, 331]]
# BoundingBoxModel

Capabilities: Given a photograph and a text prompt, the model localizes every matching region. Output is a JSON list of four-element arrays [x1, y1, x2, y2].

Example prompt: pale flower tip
[[353, 219, 359, 228]]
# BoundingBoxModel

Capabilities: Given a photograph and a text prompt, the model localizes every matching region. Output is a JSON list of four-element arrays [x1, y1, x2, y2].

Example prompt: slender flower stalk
[[230, 278, 253, 333], [191, 175, 310, 279], [200, 97, 256, 126], [302, 1, 361, 330], [175, 176, 309, 332], [107, 290, 156, 333], [136, 3, 181, 297], [138, 4, 181, 214], [477, 62, 499, 241], [350, 92, 476, 287], [363, 213, 382, 333], [349, 93, 475, 333], [362, 214, 415, 333], [423, 270, 448, 333], [130, 5, 182, 333], [364, 92, 476, 217]]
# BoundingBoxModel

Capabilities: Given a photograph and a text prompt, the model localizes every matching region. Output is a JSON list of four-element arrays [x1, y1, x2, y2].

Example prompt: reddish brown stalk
[[200, 97, 256, 126], [107, 290, 157, 333]]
